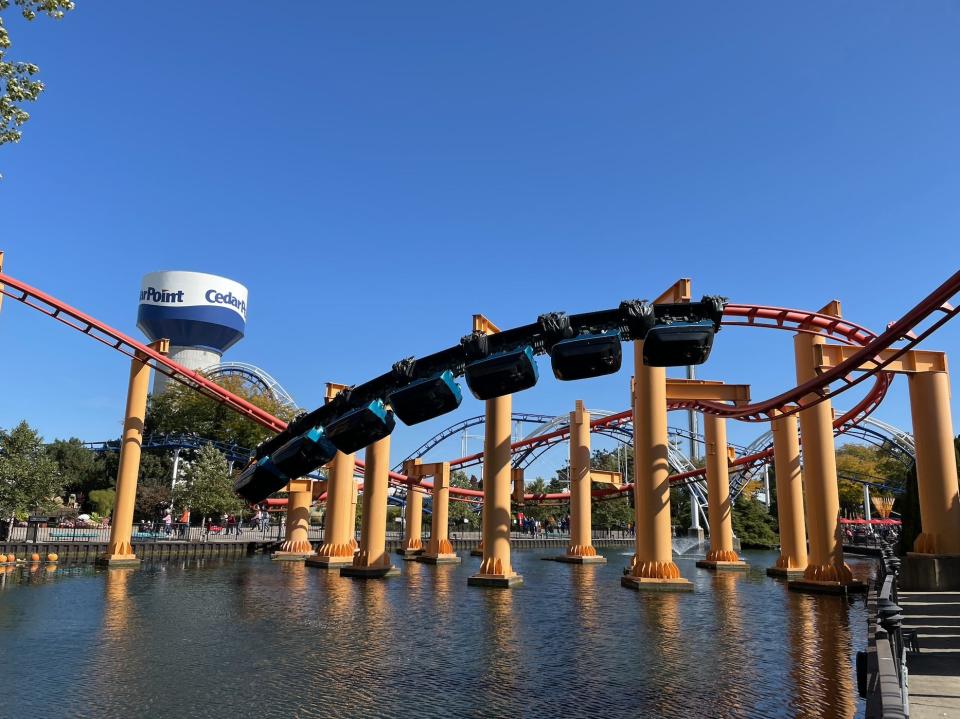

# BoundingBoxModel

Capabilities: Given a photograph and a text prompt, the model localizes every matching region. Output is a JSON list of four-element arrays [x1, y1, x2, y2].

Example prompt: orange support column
[[790, 328, 864, 593], [622, 344, 692, 592], [469, 393, 522, 587], [272, 479, 314, 561], [558, 401, 605, 564], [98, 339, 168, 567], [398, 470, 425, 559], [696, 414, 747, 571], [767, 411, 808, 579], [418, 462, 461, 565], [306, 384, 356, 570], [908, 370, 960, 556], [342, 435, 399, 578]]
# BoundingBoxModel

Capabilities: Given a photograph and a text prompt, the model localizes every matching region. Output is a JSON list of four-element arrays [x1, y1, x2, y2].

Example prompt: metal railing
[[858, 541, 910, 718]]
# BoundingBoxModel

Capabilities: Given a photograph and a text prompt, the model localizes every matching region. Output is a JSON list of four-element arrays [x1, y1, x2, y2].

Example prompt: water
[[0, 549, 872, 719]]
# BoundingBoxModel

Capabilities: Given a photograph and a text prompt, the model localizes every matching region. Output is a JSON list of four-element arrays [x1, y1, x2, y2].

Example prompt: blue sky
[[1, 2, 958, 479]]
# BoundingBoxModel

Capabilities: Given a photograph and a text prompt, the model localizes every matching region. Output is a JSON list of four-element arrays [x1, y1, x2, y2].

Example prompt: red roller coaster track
[[2, 268, 959, 504]]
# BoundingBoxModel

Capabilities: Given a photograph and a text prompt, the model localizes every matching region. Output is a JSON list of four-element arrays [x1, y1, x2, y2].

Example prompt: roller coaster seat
[[388, 370, 463, 426], [550, 330, 622, 381], [464, 345, 539, 400], [325, 399, 397, 454], [642, 320, 716, 367]]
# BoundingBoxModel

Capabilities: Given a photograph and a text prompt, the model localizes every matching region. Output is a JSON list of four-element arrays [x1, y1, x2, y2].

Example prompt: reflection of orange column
[[909, 370, 960, 555], [273, 480, 314, 560], [306, 450, 356, 568], [469, 394, 522, 587], [98, 340, 168, 567], [697, 414, 747, 570], [420, 463, 461, 564], [343, 435, 399, 578], [791, 331, 861, 592], [560, 401, 605, 563], [768, 412, 807, 578], [623, 342, 691, 591], [399, 484, 424, 557]]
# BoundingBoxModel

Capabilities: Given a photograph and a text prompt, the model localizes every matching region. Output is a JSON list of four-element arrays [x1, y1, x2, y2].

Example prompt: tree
[[172, 444, 241, 523], [448, 469, 480, 531], [146, 375, 298, 450], [46, 438, 102, 498], [731, 495, 779, 549], [87, 487, 115, 516], [0, 419, 62, 521], [0, 1, 74, 158]]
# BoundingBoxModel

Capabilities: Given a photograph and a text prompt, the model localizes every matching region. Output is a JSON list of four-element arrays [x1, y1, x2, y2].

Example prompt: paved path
[[900, 591, 960, 718]]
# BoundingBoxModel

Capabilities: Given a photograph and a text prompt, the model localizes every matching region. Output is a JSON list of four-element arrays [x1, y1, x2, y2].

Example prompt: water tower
[[136, 270, 248, 393]]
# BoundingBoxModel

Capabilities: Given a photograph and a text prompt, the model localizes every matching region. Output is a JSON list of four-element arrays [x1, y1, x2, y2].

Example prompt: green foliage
[[0, 0, 74, 154], [87, 487, 115, 516], [146, 376, 298, 450], [172, 444, 241, 521], [46, 438, 102, 496], [448, 469, 480, 530], [0, 419, 62, 517], [835, 443, 908, 511], [731, 495, 779, 549], [135, 482, 171, 520]]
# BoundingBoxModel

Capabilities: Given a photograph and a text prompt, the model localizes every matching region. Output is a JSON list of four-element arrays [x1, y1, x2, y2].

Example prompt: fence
[[858, 541, 911, 719]]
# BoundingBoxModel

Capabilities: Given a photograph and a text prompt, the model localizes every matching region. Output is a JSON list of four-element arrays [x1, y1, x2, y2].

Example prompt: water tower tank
[[136, 271, 248, 393]]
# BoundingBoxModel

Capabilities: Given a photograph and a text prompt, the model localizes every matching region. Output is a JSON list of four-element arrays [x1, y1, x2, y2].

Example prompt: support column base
[[696, 560, 749, 571], [396, 547, 424, 559], [620, 576, 693, 592], [417, 553, 461, 565], [468, 573, 523, 588], [900, 552, 960, 591], [340, 564, 400, 579], [554, 555, 607, 564], [766, 566, 805, 579], [271, 551, 313, 562], [95, 554, 140, 568], [787, 579, 867, 595], [305, 555, 354, 570], [469, 548, 484, 557]]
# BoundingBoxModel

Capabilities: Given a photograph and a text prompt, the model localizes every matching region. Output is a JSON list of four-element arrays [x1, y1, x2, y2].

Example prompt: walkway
[[901, 590, 960, 718]]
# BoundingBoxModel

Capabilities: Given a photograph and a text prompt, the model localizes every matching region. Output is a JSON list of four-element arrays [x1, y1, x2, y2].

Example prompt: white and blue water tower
[[136, 270, 248, 393]]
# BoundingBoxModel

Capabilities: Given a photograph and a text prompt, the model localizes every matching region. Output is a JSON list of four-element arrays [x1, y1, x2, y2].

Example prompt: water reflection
[[788, 593, 857, 719], [0, 550, 870, 719]]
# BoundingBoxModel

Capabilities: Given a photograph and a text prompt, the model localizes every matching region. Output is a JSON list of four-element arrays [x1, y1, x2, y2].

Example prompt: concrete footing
[[469, 548, 484, 557], [95, 555, 140, 568], [396, 548, 423, 559], [766, 566, 805, 580], [305, 556, 354, 570], [554, 555, 607, 564], [696, 560, 749, 571], [417, 554, 461, 565], [788, 579, 868, 595], [340, 564, 400, 578], [900, 552, 960, 591], [271, 551, 312, 562], [620, 576, 694, 592], [468, 574, 523, 588]]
